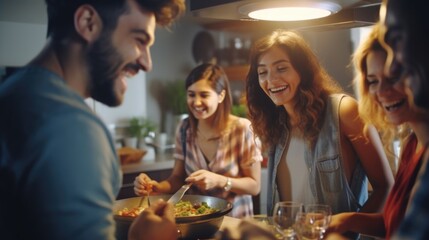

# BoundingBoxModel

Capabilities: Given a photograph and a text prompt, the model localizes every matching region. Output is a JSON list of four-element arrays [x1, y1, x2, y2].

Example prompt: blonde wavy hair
[[353, 23, 410, 161], [246, 30, 342, 148]]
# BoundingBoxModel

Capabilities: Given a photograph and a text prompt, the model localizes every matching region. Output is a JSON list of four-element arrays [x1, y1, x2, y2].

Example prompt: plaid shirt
[[174, 117, 263, 218]]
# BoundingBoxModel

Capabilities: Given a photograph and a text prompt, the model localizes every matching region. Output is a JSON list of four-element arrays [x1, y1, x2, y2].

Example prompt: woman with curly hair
[[327, 23, 429, 239], [378, 0, 429, 238], [246, 29, 393, 217]]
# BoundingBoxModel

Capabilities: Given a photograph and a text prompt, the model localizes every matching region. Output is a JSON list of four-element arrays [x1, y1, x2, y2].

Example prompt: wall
[[145, 21, 203, 136], [302, 29, 355, 95], [0, 21, 46, 66]]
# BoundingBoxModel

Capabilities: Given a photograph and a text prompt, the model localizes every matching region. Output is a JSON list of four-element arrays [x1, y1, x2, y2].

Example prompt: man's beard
[[87, 30, 124, 107]]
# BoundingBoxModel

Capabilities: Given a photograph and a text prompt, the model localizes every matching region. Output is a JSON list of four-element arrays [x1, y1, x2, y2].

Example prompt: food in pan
[[117, 206, 145, 217], [174, 200, 218, 217], [116, 200, 218, 218]]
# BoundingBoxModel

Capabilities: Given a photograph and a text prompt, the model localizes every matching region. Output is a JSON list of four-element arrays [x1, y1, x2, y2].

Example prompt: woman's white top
[[277, 130, 316, 205]]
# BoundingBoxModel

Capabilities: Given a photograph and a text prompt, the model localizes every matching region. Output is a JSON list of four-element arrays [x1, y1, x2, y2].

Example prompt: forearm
[[221, 175, 260, 196], [347, 213, 386, 238], [360, 186, 391, 213], [226, 161, 261, 196], [157, 175, 185, 193], [156, 160, 187, 194]]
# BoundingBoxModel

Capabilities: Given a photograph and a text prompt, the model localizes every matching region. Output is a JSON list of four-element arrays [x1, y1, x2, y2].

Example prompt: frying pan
[[113, 194, 233, 240]]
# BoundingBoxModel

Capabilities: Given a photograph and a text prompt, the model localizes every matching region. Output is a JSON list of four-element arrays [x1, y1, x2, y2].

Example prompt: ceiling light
[[239, 1, 342, 21]]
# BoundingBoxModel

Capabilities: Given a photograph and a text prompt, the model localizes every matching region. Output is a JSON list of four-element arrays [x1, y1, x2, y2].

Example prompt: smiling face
[[257, 46, 301, 110], [366, 50, 419, 125], [89, 0, 155, 106], [379, 0, 429, 110], [187, 78, 225, 121]]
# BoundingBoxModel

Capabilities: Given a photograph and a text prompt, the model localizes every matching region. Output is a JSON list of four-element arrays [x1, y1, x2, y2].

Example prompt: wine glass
[[295, 204, 332, 240], [273, 201, 303, 240]]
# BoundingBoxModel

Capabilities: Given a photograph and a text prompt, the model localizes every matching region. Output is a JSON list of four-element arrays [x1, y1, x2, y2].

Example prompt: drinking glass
[[272, 201, 303, 240], [295, 204, 332, 240]]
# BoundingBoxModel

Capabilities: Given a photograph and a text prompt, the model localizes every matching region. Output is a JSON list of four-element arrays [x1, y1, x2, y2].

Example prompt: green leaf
[[127, 117, 157, 138], [164, 80, 188, 115], [231, 104, 247, 118]]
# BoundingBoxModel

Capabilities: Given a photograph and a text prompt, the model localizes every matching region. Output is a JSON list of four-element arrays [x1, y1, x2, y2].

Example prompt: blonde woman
[[327, 24, 429, 239]]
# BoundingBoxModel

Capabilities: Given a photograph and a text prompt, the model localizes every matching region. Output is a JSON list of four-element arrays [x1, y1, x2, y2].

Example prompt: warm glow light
[[239, 1, 342, 21], [249, 7, 332, 21]]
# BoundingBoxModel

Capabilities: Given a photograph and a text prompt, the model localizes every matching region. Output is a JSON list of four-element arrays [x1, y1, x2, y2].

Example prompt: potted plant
[[164, 79, 188, 115], [153, 79, 188, 136], [149, 79, 188, 135], [124, 117, 156, 148], [231, 104, 247, 118]]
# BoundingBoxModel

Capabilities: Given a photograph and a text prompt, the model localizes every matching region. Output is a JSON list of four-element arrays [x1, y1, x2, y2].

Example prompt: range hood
[[188, 0, 381, 31]]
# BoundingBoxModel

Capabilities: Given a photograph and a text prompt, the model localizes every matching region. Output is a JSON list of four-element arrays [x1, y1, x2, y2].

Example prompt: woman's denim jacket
[[266, 94, 368, 215]]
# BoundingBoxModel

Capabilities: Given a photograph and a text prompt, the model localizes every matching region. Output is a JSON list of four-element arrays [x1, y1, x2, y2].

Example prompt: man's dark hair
[[45, 0, 185, 40]]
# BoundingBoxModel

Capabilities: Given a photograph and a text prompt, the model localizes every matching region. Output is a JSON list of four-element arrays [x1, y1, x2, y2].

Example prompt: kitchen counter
[[120, 152, 175, 174]]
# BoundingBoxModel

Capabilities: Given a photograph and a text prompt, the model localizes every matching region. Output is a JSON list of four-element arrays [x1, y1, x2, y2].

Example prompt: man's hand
[[128, 200, 178, 240]]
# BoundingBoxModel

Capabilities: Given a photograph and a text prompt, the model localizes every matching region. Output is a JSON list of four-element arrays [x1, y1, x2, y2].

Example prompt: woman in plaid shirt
[[134, 63, 263, 218]]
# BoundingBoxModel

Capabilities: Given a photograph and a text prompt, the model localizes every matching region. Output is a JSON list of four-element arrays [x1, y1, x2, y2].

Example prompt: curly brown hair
[[246, 30, 342, 148], [46, 0, 185, 40]]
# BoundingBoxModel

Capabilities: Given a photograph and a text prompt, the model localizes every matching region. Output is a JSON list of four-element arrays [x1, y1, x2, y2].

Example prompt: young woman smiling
[[246, 29, 393, 220], [134, 63, 263, 218], [327, 24, 429, 240]]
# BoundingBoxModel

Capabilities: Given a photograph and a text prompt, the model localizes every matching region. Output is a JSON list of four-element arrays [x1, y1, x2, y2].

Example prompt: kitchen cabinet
[[223, 65, 249, 81], [223, 65, 249, 109]]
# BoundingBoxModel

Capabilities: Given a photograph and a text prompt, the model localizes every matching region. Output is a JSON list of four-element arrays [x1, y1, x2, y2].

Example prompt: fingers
[[148, 199, 165, 213], [186, 169, 207, 182], [129, 199, 177, 240], [136, 173, 151, 184], [145, 200, 175, 224], [186, 170, 223, 190], [188, 169, 208, 177], [133, 177, 145, 196], [138, 200, 165, 220], [150, 200, 175, 223], [134, 186, 145, 196], [133, 173, 155, 196]]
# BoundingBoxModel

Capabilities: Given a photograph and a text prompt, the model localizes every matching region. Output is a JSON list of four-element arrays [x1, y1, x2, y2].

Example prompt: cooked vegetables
[[174, 200, 217, 217], [117, 200, 218, 218], [117, 206, 144, 217]]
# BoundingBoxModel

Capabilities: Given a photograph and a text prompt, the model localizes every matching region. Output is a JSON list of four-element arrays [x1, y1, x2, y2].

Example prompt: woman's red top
[[383, 134, 424, 239]]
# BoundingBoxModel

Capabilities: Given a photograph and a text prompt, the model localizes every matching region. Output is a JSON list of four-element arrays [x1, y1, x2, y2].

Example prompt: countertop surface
[[120, 152, 175, 174]]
